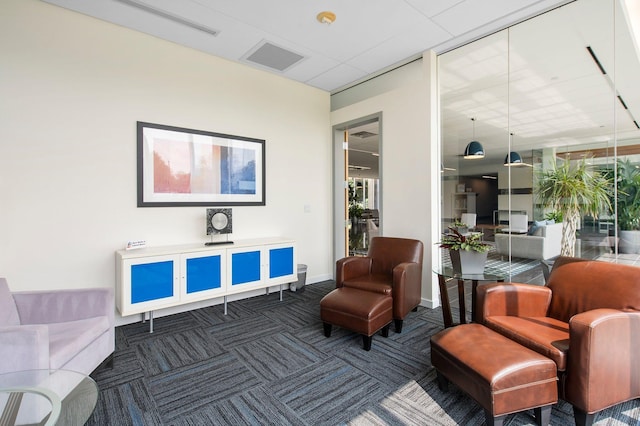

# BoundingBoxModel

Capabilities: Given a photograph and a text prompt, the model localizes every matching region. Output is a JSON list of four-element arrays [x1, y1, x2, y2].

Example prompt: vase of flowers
[[438, 227, 491, 274]]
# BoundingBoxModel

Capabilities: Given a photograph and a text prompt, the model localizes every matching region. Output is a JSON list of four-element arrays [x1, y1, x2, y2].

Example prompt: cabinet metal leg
[[279, 284, 283, 301], [224, 296, 228, 315], [149, 311, 154, 333]]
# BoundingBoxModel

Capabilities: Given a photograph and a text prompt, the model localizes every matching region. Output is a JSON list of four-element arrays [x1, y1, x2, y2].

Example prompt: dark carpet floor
[[88, 280, 639, 425]]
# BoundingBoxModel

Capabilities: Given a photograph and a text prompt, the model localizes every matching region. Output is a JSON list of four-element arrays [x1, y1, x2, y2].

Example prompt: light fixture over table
[[504, 151, 524, 166], [463, 118, 484, 159], [504, 133, 524, 166]]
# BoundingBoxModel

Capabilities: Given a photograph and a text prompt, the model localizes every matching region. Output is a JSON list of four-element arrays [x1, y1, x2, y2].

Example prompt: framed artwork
[[137, 122, 265, 207]]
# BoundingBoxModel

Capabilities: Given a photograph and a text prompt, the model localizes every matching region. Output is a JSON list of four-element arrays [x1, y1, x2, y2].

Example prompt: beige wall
[[0, 0, 333, 323], [331, 52, 440, 307]]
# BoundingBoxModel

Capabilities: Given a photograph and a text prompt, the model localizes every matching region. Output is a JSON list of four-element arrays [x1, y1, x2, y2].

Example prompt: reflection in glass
[[439, 0, 640, 283]]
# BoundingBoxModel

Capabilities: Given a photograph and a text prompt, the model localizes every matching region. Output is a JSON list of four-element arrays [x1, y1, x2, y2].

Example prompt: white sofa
[[495, 222, 562, 260]]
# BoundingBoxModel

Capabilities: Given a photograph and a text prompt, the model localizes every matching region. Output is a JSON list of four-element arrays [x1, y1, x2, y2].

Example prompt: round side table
[[0, 369, 98, 426], [434, 265, 505, 327]]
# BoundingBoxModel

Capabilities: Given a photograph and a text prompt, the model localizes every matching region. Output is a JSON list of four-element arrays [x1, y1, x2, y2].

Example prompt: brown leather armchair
[[477, 257, 640, 426], [336, 236, 423, 333]]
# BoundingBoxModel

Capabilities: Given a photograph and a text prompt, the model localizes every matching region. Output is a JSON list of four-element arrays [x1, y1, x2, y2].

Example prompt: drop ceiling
[[40, 0, 571, 93], [38, 0, 640, 179]]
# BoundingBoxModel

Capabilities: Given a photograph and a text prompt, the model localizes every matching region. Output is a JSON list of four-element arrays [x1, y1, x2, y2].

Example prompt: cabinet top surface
[[116, 237, 294, 258]]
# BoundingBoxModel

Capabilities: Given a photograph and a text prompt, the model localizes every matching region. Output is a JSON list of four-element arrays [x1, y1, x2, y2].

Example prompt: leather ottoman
[[320, 287, 392, 351], [430, 324, 558, 426]]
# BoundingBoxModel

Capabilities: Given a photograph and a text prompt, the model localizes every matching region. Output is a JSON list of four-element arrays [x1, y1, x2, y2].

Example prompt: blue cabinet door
[[130, 260, 174, 304], [186, 255, 222, 294], [269, 246, 294, 278], [231, 250, 261, 285]]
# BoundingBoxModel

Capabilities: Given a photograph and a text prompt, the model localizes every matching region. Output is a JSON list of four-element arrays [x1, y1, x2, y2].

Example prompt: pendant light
[[504, 151, 523, 166], [463, 118, 485, 159], [504, 133, 524, 166]]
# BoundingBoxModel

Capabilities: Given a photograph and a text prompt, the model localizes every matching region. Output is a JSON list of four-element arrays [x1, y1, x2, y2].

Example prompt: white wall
[[498, 167, 534, 218], [331, 52, 440, 307], [0, 0, 333, 322]]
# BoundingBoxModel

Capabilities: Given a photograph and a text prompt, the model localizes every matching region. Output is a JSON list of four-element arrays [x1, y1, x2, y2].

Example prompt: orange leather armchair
[[478, 257, 640, 426], [336, 236, 423, 333]]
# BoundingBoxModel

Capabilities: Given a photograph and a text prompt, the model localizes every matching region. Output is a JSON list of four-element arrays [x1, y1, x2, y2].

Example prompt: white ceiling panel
[[405, 0, 466, 18], [350, 21, 453, 73], [432, 0, 547, 36], [306, 63, 369, 93], [41, 0, 571, 92]]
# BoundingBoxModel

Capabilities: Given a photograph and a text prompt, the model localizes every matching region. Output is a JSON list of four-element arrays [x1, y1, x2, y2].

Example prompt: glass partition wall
[[439, 0, 640, 282]]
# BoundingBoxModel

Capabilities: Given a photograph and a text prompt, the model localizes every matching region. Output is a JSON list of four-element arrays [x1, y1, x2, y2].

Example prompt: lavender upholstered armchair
[[0, 277, 115, 375]]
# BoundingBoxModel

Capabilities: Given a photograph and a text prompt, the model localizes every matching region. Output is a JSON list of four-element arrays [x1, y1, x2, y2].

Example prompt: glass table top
[[434, 264, 507, 281], [0, 369, 98, 426]]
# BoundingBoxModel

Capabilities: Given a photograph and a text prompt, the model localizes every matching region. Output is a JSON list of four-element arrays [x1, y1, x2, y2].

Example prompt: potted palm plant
[[615, 159, 640, 253], [438, 227, 491, 274], [536, 157, 612, 257]]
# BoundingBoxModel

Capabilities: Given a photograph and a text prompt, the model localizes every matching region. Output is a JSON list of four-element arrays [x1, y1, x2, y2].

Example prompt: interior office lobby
[[437, 0, 640, 277]]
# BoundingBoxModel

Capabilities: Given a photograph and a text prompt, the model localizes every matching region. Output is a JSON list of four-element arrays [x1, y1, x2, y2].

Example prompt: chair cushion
[[0, 278, 20, 326], [485, 316, 569, 371], [341, 274, 392, 295], [48, 316, 110, 370]]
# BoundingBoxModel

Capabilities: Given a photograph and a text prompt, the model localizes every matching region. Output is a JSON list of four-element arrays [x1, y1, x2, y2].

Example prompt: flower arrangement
[[437, 227, 491, 253]]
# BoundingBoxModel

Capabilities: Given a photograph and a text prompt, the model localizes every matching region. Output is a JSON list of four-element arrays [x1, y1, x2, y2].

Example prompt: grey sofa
[[495, 222, 562, 260], [0, 277, 115, 375]]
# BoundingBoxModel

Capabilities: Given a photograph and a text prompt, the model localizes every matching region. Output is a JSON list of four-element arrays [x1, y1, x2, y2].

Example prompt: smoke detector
[[316, 11, 336, 25]]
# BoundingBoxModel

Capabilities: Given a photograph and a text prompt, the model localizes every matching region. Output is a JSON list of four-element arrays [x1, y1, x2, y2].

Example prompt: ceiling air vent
[[351, 131, 377, 138], [114, 0, 219, 36], [243, 41, 305, 72]]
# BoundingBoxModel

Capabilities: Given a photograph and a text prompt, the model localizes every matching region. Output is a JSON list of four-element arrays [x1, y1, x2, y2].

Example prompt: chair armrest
[[565, 309, 640, 413], [13, 287, 114, 325], [336, 257, 372, 287], [0, 325, 50, 374], [477, 282, 552, 323], [391, 262, 422, 316]]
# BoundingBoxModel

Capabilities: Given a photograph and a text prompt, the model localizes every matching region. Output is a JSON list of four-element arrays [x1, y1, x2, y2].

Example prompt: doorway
[[333, 114, 382, 261]]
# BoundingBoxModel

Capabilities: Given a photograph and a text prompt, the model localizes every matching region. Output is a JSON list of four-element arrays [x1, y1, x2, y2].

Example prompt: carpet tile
[[136, 327, 226, 376], [148, 354, 262, 422], [270, 357, 390, 424], [233, 332, 325, 382], [176, 387, 301, 426], [91, 378, 162, 426], [86, 279, 639, 425], [205, 313, 286, 348], [340, 340, 428, 388]]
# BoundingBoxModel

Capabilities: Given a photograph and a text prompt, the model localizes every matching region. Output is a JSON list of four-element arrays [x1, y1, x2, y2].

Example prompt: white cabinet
[[116, 238, 296, 318], [452, 192, 476, 216]]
